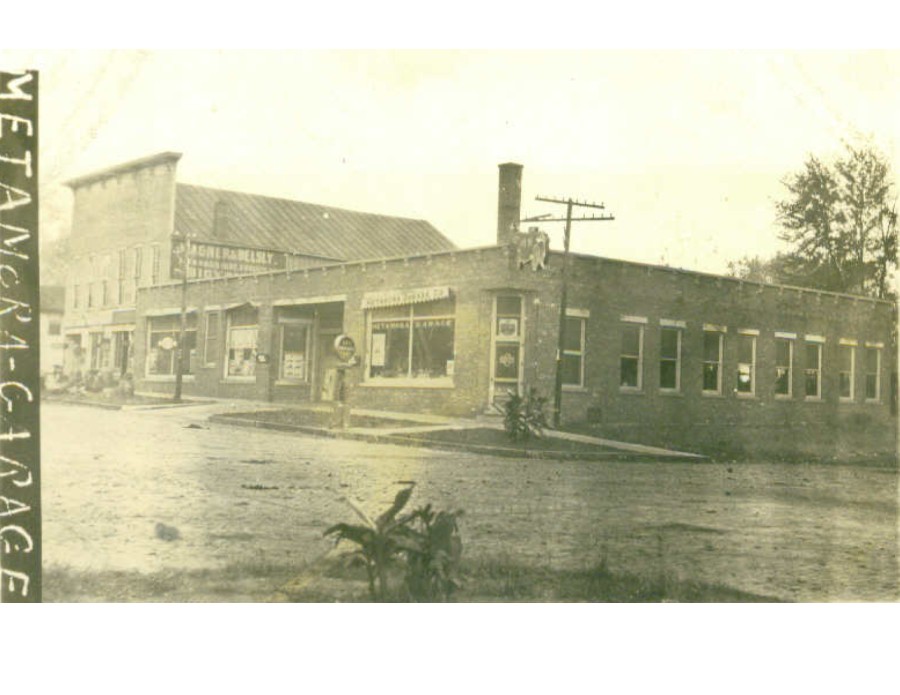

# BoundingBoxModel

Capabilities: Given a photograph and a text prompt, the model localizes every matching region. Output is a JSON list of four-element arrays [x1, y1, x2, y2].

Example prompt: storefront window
[[280, 322, 311, 380], [147, 315, 197, 376], [369, 297, 455, 381], [226, 306, 258, 377]]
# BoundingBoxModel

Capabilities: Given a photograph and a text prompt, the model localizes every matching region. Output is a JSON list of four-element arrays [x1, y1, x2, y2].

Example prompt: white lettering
[[0, 331, 28, 349], [0, 454, 32, 487], [0, 296, 31, 323], [0, 524, 33, 553], [0, 150, 32, 178], [0, 113, 33, 137], [0, 181, 31, 211], [0, 73, 34, 101], [1, 568, 30, 597], [0, 495, 30, 518], [0, 263, 19, 288]]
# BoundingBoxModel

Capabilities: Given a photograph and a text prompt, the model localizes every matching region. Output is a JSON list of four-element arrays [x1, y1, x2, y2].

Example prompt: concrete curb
[[208, 413, 706, 462]]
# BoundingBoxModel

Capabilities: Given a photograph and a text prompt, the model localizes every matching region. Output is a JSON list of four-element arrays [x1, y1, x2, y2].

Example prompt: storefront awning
[[361, 286, 451, 310], [144, 306, 199, 317]]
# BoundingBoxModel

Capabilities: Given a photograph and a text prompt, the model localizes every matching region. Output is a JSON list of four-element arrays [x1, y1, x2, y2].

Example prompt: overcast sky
[[4, 50, 899, 275]]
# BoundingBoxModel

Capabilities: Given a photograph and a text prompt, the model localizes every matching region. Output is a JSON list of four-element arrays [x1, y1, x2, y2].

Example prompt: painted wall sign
[[0, 71, 40, 602], [361, 285, 450, 309]]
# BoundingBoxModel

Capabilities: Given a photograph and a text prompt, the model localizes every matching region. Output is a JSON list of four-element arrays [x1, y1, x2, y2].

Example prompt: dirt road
[[42, 403, 898, 601]]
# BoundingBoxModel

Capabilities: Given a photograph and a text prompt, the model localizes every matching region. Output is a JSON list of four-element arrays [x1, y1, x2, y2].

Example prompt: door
[[488, 294, 524, 412]]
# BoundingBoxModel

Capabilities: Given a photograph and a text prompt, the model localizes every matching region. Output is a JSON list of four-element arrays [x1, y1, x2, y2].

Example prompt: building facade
[[61, 152, 455, 379]]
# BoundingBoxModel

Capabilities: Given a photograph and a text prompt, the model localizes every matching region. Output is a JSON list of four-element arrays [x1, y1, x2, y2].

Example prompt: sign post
[[331, 334, 357, 429]]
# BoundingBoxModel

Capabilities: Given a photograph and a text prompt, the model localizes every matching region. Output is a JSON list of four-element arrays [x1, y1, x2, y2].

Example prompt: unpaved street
[[42, 403, 898, 601]]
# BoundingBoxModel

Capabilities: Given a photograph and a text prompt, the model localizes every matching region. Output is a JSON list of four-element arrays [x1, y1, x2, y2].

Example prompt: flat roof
[[63, 152, 183, 189]]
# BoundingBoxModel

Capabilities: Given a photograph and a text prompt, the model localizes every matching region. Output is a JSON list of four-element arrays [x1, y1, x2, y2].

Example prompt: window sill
[[144, 375, 195, 383], [735, 393, 756, 399], [701, 391, 723, 398], [274, 379, 310, 387], [838, 398, 857, 404], [361, 378, 454, 389], [659, 389, 683, 397], [774, 394, 792, 400]]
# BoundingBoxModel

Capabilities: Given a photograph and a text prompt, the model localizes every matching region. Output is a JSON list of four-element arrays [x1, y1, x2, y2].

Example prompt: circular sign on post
[[333, 334, 356, 363], [158, 336, 177, 351]]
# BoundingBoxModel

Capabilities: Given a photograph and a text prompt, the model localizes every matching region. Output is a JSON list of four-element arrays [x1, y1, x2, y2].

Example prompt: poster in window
[[371, 332, 386, 367], [494, 345, 520, 380], [497, 317, 519, 338]]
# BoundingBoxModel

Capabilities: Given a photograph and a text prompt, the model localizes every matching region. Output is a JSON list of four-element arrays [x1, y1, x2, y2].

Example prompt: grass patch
[[283, 556, 781, 603], [220, 408, 424, 430], [43, 561, 302, 602]]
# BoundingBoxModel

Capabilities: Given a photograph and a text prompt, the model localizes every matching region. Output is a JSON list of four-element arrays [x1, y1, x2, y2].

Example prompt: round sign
[[158, 336, 176, 351], [333, 334, 356, 362]]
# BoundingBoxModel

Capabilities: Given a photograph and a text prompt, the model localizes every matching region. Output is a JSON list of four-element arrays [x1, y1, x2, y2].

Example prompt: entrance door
[[488, 295, 524, 412]]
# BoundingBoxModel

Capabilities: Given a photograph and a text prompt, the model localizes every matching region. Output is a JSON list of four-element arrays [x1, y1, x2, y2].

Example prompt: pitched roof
[[174, 183, 456, 261], [40, 285, 65, 313]]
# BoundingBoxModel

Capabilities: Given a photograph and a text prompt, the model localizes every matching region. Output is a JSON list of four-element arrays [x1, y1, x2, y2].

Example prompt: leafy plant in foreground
[[503, 387, 548, 441], [325, 485, 463, 602]]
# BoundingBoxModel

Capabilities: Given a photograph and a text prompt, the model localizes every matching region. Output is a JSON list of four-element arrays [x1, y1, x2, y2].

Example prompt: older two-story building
[[61, 152, 455, 378]]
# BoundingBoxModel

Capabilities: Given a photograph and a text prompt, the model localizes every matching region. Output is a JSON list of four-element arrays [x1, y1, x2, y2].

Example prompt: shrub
[[503, 387, 548, 441]]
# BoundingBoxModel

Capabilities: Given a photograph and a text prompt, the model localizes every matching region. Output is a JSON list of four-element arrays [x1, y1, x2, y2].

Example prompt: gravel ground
[[42, 403, 898, 602]]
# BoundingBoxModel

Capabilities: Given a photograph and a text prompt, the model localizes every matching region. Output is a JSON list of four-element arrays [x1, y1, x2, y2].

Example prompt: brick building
[[133, 164, 897, 458], [61, 152, 454, 377]]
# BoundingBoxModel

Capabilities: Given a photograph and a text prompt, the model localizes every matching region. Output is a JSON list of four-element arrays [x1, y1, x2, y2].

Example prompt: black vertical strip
[[0, 70, 40, 603]]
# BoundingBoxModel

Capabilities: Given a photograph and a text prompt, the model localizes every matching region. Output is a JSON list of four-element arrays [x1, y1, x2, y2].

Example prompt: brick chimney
[[497, 162, 523, 247]]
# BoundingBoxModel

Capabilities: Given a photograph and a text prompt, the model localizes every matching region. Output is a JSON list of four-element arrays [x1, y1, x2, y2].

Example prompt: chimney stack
[[497, 162, 523, 247]]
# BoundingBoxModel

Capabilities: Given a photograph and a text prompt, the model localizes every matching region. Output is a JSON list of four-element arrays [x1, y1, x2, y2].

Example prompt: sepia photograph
[[1, 48, 897, 615]]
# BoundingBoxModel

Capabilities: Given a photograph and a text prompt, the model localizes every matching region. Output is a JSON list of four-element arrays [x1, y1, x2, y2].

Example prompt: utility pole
[[524, 195, 614, 429], [173, 233, 193, 403]]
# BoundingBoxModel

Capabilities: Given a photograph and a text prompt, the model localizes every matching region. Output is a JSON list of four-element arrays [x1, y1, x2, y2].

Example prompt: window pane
[[496, 295, 521, 317], [371, 323, 410, 378], [737, 363, 753, 393], [839, 345, 853, 372], [805, 343, 820, 369], [562, 317, 582, 352], [865, 347, 878, 372], [775, 339, 790, 367], [495, 344, 520, 380], [412, 320, 454, 378], [805, 370, 819, 397], [702, 363, 719, 391], [621, 325, 640, 356], [562, 354, 582, 386], [839, 372, 852, 398], [660, 360, 677, 389], [620, 356, 638, 388], [775, 367, 790, 395], [227, 326, 257, 376], [660, 328, 678, 359], [703, 332, 720, 362], [738, 335, 754, 364], [866, 374, 877, 400], [281, 324, 309, 380]]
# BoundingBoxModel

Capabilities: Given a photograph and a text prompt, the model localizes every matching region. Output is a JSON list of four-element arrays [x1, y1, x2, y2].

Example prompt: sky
[[3, 49, 900, 275]]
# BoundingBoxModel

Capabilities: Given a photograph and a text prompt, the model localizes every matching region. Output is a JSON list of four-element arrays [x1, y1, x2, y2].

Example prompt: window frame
[[774, 333, 795, 399], [278, 319, 313, 383], [804, 336, 824, 400], [838, 339, 857, 402], [223, 307, 259, 380], [659, 319, 684, 393], [151, 244, 161, 285], [561, 309, 588, 390], [702, 325, 726, 395], [864, 343, 882, 402], [619, 316, 646, 392], [736, 329, 758, 397], [366, 299, 456, 387]]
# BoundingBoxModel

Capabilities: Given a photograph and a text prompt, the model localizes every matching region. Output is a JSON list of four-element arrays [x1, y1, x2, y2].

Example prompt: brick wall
[[135, 245, 897, 458]]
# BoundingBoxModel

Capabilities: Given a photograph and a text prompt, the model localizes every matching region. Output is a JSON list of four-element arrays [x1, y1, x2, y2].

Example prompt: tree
[[773, 143, 898, 299]]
